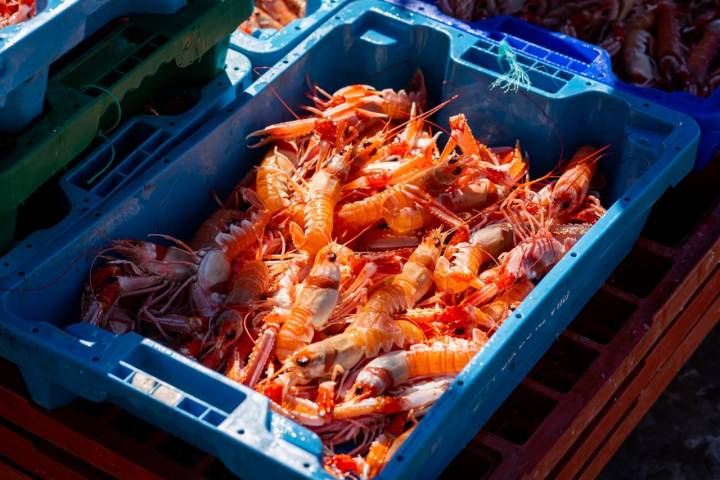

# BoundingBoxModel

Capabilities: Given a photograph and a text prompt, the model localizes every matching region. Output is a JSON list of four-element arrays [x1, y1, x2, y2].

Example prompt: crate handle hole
[[397, 455, 404, 462], [515, 312, 522, 319], [457, 380, 464, 386], [303, 462, 311, 469], [31, 327, 39, 333], [91, 356, 100, 362], [2, 262, 8, 267], [570, 252, 577, 257], [237, 428, 245, 435], [17, 271, 24, 277]]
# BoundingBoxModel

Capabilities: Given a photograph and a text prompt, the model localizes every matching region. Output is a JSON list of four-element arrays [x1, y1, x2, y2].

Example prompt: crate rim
[[0, 1, 701, 479], [382, 0, 719, 170]]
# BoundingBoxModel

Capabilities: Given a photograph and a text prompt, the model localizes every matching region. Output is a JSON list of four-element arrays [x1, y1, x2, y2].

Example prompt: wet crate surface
[[0, 1, 699, 479], [386, 0, 720, 170]]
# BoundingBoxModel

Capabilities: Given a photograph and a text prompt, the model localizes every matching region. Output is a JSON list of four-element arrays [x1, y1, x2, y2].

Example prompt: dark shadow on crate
[[607, 246, 673, 298], [155, 434, 206, 468], [484, 384, 557, 445], [528, 337, 600, 392], [642, 156, 720, 247], [569, 289, 638, 344], [144, 85, 202, 116], [108, 410, 158, 442], [440, 445, 503, 480], [0, 416, 114, 479], [14, 168, 72, 242], [205, 459, 242, 480], [63, 398, 114, 421], [0, 358, 31, 398]]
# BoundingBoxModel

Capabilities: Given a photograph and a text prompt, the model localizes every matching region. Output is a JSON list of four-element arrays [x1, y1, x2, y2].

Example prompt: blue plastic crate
[[0, 2, 698, 479], [386, 0, 719, 170], [0, 49, 251, 280], [229, 0, 350, 69], [0, 0, 187, 132]]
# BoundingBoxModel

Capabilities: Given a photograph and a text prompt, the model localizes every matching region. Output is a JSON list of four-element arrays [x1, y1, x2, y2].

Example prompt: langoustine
[[81, 72, 607, 479]]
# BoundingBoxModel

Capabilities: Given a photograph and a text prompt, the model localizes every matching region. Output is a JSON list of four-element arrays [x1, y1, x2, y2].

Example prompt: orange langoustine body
[[81, 71, 607, 478]]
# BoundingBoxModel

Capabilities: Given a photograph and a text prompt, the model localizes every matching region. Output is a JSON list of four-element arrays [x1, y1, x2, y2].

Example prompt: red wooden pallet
[[0, 159, 719, 479]]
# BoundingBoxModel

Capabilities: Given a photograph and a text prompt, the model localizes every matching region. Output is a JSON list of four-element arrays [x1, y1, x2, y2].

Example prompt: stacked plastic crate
[[0, 0, 709, 479], [0, 0, 253, 261], [387, 0, 720, 171]]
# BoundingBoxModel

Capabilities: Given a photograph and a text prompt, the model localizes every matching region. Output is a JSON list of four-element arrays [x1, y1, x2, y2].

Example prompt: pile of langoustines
[[81, 71, 606, 478]]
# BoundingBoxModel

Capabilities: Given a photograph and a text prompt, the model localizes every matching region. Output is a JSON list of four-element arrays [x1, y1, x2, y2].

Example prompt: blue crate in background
[[229, 0, 350, 70], [0, 1, 699, 479], [0, 0, 186, 131], [386, 0, 719, 170], [0, 50, 251, 280]]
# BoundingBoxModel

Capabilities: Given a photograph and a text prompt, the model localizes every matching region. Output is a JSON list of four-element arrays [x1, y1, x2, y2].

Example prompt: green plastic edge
[[0, 0, 253, 251]]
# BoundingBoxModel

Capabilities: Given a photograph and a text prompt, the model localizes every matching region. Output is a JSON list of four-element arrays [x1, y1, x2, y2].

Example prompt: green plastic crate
[[0, 0, 252, 252]]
